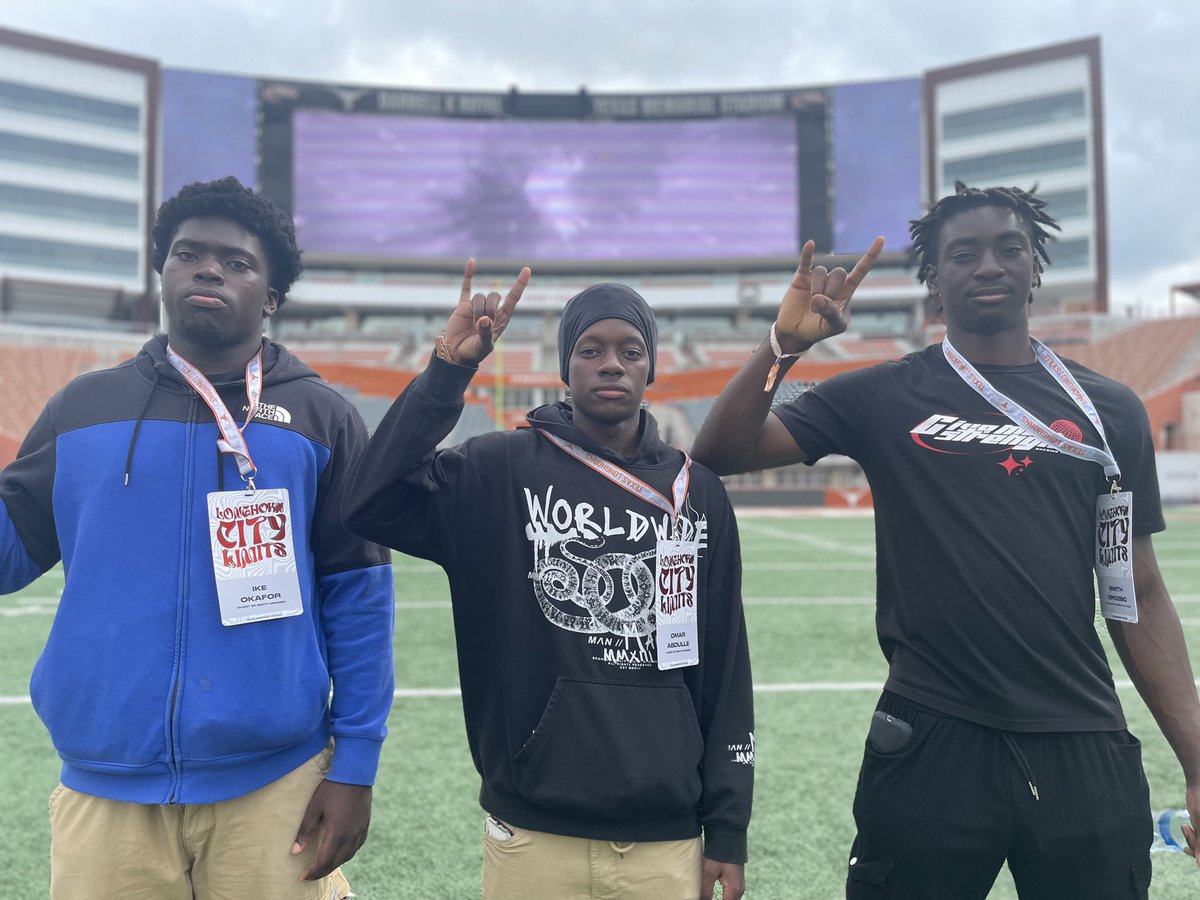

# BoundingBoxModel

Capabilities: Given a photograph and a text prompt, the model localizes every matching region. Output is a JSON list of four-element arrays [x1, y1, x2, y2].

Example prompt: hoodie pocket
[[512, 676, 703, 820]]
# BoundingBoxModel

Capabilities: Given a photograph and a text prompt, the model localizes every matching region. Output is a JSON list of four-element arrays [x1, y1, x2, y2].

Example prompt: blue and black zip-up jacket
[[0, 335, 394, 805]]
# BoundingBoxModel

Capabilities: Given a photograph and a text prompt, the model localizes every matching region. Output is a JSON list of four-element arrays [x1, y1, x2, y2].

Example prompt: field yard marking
[[391, 597, 880, 610], [392, 596, 881, 610], [755, 682, 883, 692], [0, 678, 1189, 707], [746, 596, 873, 605], [744, 561, 875, 570], [395, 688, 462, 698], [0, 607, 56, 617], [9, 595, 1200, 617], [734, 521, 876, 559], [395, 558, 881, 572]]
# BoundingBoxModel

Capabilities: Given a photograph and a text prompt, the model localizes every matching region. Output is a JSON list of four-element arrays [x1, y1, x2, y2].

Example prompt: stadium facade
[[2, 28, 1198, 498], [0, 28, 1105, 332]]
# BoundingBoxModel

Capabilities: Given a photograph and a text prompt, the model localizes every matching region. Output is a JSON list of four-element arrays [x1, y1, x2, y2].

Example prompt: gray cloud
[[5, 0, 1199, 311]]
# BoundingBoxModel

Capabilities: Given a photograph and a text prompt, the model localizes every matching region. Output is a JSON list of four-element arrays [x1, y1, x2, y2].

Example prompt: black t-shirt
[[774, 344, 1165, 731]]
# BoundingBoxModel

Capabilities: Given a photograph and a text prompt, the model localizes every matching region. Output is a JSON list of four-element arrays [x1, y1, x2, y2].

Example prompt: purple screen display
[[292, 112, 798, 260], [161, 71, 258, 199], [831, 79, 922, 254]]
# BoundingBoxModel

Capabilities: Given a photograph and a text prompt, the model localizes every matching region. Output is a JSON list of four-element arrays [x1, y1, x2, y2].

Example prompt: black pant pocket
[[847, 857, 893, 894]]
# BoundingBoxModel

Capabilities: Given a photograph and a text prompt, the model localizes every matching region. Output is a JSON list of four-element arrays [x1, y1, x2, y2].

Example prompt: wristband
[[764, 322, 804, 391], [434, 334, 455, 364]]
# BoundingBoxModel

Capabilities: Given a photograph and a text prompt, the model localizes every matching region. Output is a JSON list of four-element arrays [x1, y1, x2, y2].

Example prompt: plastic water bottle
[[1151, 809, 1192, 853]]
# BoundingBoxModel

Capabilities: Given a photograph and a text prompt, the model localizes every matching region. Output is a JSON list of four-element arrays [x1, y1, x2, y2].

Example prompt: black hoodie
[[344, 354, 754, 863]]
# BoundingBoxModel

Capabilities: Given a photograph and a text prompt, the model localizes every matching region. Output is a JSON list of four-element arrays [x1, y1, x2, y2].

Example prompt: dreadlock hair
[[152, 177, 303, 305], [909, 181, 1060, 288]]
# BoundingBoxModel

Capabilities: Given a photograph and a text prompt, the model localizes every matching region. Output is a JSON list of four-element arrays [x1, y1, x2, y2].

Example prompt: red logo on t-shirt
[[910, 413, 1085, 476]]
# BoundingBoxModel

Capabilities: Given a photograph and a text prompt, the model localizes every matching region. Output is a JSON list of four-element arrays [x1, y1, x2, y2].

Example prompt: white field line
[[0, 678, 1186, 707], [398, 561, 878, 573], [384, 547, 1200, 566], [393, 560, 883, 573], [18, 551, 1194, 590], [8, 595, 1200, 617], [734, 521, 876, 559], [743, 561, 876, 570], [733, 508, 876, 519], [0, 596, 877, 615]]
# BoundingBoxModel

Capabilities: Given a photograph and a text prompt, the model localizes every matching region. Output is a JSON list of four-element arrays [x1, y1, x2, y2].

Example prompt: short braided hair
[[909, 182, 1060, 288], [152, 177, 302, 304]]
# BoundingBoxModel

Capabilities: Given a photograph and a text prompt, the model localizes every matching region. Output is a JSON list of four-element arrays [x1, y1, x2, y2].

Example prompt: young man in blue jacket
[[0, 177, 395, 899]]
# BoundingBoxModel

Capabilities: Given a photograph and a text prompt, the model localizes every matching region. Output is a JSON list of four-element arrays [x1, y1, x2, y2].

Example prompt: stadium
[[2, 24, 1200, 899]]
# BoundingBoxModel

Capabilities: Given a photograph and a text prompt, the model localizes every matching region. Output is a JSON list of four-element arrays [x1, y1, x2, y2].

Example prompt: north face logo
[[243, 403, 292, 424]]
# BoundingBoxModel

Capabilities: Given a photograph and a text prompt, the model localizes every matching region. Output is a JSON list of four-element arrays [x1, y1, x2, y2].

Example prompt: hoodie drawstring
[[1000, 730, 1040, 801], [124, 370, 162, 486]]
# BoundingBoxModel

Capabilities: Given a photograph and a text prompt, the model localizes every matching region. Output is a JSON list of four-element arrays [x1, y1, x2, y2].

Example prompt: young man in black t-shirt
[[692, 184, 1200, 898]]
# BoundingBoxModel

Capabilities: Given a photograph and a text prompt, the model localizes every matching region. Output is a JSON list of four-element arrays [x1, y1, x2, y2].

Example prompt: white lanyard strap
[[167, 345, 263, 484], [941, 337, 1120, 481], [538, 430, 692, 523]]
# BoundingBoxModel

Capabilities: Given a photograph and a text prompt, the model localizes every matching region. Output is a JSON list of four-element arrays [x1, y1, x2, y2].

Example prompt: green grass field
[[3, 508, 1199, 899]]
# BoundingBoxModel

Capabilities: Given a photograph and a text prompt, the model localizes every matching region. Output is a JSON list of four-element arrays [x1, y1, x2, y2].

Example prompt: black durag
[[557, 283, 658, 386]]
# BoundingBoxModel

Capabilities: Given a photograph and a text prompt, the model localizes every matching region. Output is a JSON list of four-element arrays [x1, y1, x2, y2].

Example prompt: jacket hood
[[137, 334, 318, 391], [121, 335, 321, 487], [525, 402, 681, 468]]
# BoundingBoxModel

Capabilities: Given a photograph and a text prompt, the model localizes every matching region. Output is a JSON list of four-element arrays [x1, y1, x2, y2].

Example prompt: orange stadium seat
[[0, 344, 100, 466], [1064, 318, 1200, 396]]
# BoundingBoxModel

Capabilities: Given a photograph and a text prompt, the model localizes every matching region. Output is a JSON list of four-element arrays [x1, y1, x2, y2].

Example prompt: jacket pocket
[[512, 676, 703, 819]]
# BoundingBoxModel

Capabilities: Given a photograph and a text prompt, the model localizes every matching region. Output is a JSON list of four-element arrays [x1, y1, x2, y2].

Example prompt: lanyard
[[167, 345, 263, 486], [537, 430, 692, 527], [941, 336, 1121, 483]]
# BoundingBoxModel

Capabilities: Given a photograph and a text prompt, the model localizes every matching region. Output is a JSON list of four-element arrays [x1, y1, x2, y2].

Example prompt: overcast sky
[[5, 0, 1198, 314]]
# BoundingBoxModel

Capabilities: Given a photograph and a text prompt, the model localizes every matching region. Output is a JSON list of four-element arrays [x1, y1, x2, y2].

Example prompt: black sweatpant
[[845, 692, 1153, 899]]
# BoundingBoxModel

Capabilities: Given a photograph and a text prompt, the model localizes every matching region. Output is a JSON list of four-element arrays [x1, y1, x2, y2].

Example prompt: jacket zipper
[[166, 394, 198, 803]]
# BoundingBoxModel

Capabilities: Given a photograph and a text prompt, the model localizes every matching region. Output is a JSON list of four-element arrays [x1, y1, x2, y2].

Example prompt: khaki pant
[[481, 816, 702, 900], [49, 745, 352, 900]]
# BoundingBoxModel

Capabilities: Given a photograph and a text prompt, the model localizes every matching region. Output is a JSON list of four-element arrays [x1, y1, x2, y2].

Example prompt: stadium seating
[[0, 343, 101, 464], [5, 315, 1198, 480], [1064, 317, 1200, 396]]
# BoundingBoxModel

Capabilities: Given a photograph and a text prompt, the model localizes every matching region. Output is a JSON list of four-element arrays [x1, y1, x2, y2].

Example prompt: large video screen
[[831, 79, 922, 254], [160, 71, 258, 199], [292, 112, 798, 261]]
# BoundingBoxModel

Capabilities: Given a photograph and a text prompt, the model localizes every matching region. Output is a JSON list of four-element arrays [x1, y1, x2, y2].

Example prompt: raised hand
[[438, 259, 532, 368], [776, 236, 884, 352]]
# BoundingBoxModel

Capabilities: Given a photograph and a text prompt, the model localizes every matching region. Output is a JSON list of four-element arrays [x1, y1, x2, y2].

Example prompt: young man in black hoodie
[[344, 261, 753, 900]]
